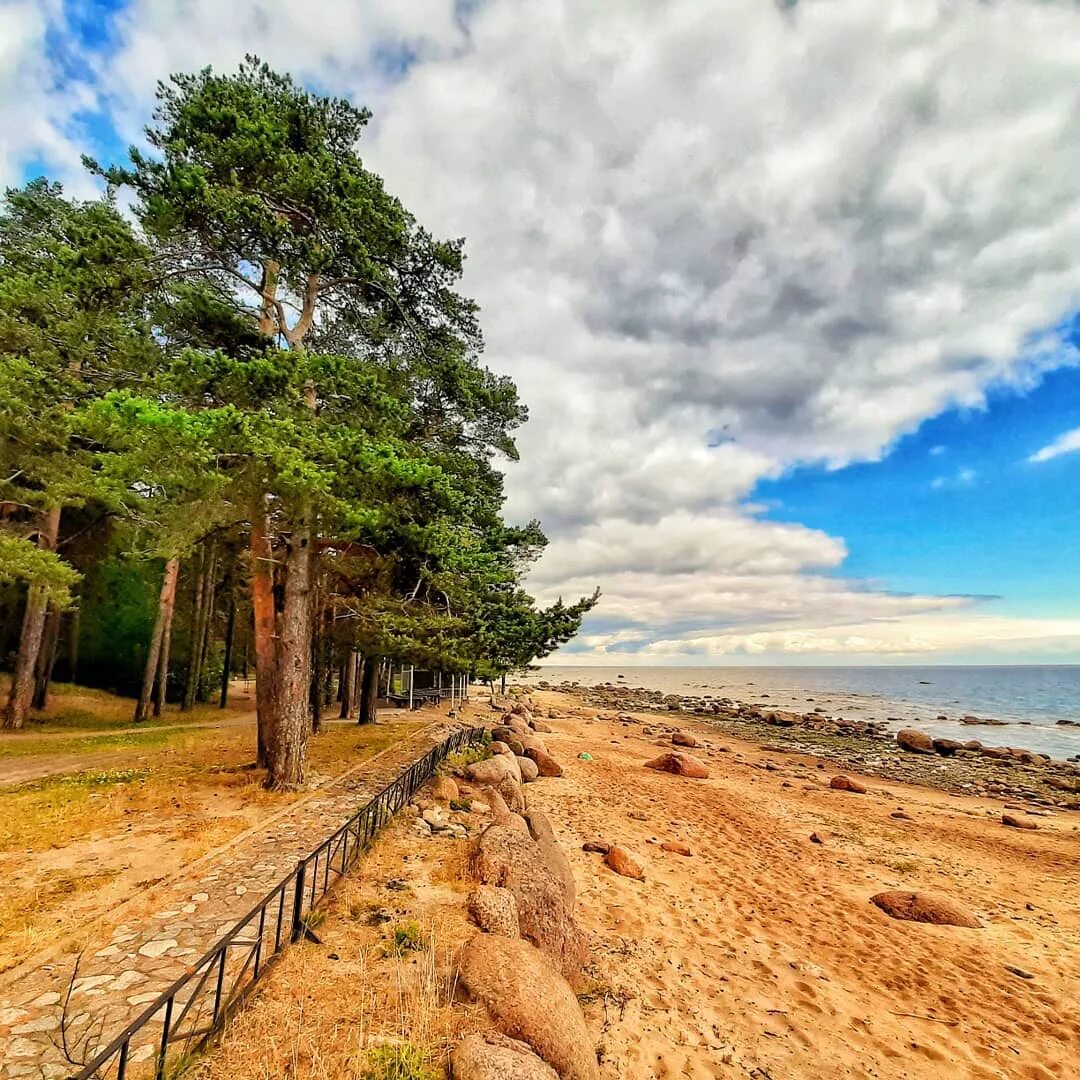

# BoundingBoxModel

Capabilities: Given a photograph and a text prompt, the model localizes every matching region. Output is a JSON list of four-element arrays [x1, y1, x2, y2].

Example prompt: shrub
[[359, 1043, 438, 1080]]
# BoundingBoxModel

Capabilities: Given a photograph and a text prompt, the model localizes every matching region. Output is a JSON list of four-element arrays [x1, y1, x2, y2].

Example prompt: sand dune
[[526, 691, 1080, 1079]]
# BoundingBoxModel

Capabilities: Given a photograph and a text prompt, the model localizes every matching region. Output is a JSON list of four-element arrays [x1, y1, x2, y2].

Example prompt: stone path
[[0, 719, 460, 1078]]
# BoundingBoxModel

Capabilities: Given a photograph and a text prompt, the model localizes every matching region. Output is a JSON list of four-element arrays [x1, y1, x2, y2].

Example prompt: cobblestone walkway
[[0, 719, 458, 1078]]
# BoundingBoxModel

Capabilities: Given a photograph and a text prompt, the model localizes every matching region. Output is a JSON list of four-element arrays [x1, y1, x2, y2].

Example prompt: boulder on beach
[[1002, 813, 1038, 830], [516, 755, 540, 783], [530, 719, 554, 734], [671, 731, 698, 748], [456, 935, 598, 1080], [870, 891, 981, 928], [525, 808, 576, 906], [467, 755, 523, 786], [933, 738, 965, 757], [604, 845, 645, 880], [644, 751, 710, 779], [523, 746, 563, 777], [581, 840, 610, 854], [430, 774, 459, 802], [452, 1033, 559, 1080], [897, 729, 935, 754], [471, 824, 585, 981], [490, 740, 512, 756], [468, 886, 520, 937], [830, 775, 867, 794]]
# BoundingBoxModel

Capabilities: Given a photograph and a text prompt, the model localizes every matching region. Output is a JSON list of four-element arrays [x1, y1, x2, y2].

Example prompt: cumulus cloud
[[1029, 426, 1080, 463], [8, 0, 1080, 661]]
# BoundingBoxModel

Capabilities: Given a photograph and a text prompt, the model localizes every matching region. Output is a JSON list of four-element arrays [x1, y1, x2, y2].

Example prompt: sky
[[4, 0, 1080, 666]]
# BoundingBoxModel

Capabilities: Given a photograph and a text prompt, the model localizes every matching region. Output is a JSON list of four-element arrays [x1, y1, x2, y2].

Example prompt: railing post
[[154, 996, 174, 1079], [291, 860, 307, 942]]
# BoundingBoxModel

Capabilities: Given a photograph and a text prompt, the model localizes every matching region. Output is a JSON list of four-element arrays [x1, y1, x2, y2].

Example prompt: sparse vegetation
[[388, 920, 425, 956], [358, 1043, 439, 1080]]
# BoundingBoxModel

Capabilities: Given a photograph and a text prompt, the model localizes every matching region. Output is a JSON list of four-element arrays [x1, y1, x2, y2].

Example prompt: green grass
[[387, 920, 425, 957], [359, 1044, 438, 1080], [0, 724, 201, 759]]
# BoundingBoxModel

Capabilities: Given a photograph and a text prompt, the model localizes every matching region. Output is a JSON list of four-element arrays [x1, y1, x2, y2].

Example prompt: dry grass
[[0, 682, 429, 976], [190, 817, 479, 1080]]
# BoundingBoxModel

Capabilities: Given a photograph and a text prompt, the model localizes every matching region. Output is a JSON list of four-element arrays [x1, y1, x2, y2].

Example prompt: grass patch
[[387, 920, 425, 957], [359, 1044, 438, 1080]]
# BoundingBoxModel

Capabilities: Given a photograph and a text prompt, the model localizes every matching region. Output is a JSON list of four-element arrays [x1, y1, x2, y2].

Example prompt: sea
[[520, 665, 1080, 761]]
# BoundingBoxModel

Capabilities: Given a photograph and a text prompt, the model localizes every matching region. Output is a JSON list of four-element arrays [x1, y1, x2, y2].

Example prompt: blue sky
[[6, 0, 1080, 664]]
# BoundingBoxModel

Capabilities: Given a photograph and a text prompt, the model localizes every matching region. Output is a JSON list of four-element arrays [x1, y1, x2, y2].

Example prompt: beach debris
[[582, 840, 611, 854], [870, 891, 981, 928], [452, 1032, 559, 1080], [468, 886, 520, 938], [829, 775, 867, 793], [671, 731, 699, 747], [456, 935, 598, 1080], [1001, 813, 1038, 830], [661, 840, 693, 856], [577, 751, 593, 761], [897, 729, 935, 754], [1005, 964, 1035, 980], [604, 846, 646, 880], [644, 751, 710, 779]]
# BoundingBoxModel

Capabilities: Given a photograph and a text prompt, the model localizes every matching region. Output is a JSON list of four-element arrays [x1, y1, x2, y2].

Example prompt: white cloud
[[8, 0, 1080, 661], [1029, 426, 1080, 463]]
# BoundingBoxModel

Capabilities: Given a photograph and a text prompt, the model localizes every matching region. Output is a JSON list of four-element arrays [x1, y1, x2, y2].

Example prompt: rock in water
[[452, 1033, 559, 1079], [456, 935, 599, 1080], [870, 891, 981, 928], [671, 731, 698, 747], [1002, 813, 1038, 830], [830, 775, 867, 794], [604, 846, 645, 879], [468, 886, 520, 937], [897, 729, 935, 754], [643, 751, 710, 779]]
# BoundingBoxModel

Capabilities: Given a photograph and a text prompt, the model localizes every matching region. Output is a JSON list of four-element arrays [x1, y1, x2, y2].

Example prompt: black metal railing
[[69, 726, 486, 1080]]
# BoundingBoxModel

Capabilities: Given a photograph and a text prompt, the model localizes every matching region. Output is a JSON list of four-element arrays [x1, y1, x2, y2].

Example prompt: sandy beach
[[522, 689, 1080, 1079]]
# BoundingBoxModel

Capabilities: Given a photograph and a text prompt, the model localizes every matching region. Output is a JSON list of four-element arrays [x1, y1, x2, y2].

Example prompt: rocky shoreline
[[535, 680, 1080, 811]]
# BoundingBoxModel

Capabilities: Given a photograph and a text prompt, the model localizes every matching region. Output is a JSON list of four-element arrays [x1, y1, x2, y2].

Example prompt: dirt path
[[0, 717, 466, 1077], [525, 693, 1080, 1080]]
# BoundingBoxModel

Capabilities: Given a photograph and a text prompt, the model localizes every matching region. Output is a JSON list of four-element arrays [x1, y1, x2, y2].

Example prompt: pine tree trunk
[[135, 557, 180, 723], [32, 606, 62, 710], [250, 509, 277, 769], [194, 543, 218, 702], [310, 592, 322, 734], [4, 506, 61, 730], [220, 585, 236, 708], [358, 654, 378, 725], [338, 648, 353, 719], [264, 524, 314, 789], [181, 547, 206, 712], [67, 605, 80, 684], [154, 582, 176, 718]]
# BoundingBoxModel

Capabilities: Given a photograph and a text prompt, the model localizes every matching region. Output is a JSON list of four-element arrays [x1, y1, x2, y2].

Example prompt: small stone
[[582, 840, 611, 854], [660, 841, 693, 857], [234, 885, 247, 896], [11, 1016, 60, 1034], [138, 938, 178, 959], [191, 893, 209, 902], [28, 992, 61, 1008], [890, 810, 913, 821], [809, 832, 825, 845], [604, 846, 646, 880], [830, 775, 867, 793]]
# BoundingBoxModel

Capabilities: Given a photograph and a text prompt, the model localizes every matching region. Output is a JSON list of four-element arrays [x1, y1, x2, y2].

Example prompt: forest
[[0, 57, 597, 790]]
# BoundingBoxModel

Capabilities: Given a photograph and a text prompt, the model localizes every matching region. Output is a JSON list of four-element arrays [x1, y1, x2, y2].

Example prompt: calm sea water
[[522, 665, 1080, 760]]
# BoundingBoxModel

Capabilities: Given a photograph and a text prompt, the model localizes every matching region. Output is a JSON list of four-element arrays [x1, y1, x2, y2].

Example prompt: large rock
[[468, 886, 520, 937], [471, 824, 586, 981], [604, 846, 645, 880], [870, 891, 981, 928], [643, 752, 710, 779], [1002, 813, 1038, 830], [468, 755, 523, 786], [829, 775, 867, 794], [524, 746, 563, 777], [897, 729, 935, 755], [495, 774, 528, 814], [456, 935, 598, 1080], [430, 774, 459, 802], [525, 809, 576, 906], [493, 725, 524, 745], [482, 787, 531, 834], [516, 755, 540, 783], [530, 719, 554, 734], [490, 740, 513, 756], [452, 1033, 559, 1079], [933, 738, 965, 757], [671, 731, 698, 748]]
